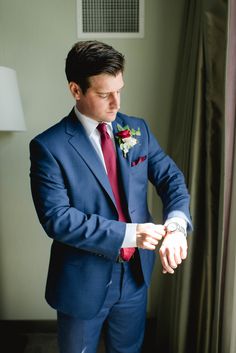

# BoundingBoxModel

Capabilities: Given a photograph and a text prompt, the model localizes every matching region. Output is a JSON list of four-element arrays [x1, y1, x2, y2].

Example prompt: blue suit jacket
[[30, 110, 191, 319]]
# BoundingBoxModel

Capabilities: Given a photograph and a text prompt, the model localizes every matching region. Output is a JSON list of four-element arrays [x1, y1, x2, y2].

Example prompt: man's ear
[[69, 82, 81, 100]]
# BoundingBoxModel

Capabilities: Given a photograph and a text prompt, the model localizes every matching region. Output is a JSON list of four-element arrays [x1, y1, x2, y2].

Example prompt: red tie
[[97, 123, 135, 261]]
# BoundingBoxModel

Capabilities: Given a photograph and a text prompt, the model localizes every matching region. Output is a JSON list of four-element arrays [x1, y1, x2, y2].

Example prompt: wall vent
[[77, 0, 144, 38]]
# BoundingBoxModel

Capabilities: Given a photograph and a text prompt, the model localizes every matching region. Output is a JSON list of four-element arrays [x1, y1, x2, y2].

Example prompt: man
[[30, 41, 192, 353]]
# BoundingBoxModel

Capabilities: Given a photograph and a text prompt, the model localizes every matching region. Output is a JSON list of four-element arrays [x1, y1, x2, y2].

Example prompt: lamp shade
[[0, 66, 26, 131]]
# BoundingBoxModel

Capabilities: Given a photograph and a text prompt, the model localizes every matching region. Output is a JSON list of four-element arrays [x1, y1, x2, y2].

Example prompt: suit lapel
[[112, 116, 131, 205], [65, 111, 116, 207]]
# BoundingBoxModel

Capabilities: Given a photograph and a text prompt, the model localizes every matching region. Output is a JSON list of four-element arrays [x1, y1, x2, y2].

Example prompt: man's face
[[72, 71, 124, 122]]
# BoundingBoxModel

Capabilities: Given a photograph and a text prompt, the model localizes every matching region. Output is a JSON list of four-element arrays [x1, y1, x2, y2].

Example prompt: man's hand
[[136, 223, 166, 250], [159, 232, 188, 274]]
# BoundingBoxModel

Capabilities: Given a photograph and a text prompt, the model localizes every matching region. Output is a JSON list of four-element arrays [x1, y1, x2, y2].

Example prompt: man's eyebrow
[[96, 85, 125, 94]]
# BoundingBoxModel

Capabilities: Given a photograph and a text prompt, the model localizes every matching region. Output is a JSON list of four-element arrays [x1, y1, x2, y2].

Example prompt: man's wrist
[[165, 222, 187, 237], [164, 217, 187, 237]]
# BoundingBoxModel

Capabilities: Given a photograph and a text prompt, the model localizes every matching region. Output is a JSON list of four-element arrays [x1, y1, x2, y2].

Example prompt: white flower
[[115, 124, 141, 158], [123, 137, 138, 147], [119, 137, 138, 157]]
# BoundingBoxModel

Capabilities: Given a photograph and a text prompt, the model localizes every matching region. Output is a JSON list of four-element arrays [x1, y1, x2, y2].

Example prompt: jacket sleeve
[[143, 120, 192, 230], [29, 138, 126, 261]]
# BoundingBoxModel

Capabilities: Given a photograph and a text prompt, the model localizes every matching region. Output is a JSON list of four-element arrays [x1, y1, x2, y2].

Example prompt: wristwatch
[[165, 222, 187, 237]]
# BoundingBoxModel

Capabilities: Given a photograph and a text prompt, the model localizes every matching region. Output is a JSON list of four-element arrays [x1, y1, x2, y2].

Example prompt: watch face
[[167, 223, 177, 232]]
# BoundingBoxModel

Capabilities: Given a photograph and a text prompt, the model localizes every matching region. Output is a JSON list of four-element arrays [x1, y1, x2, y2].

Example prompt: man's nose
[[110, 92, 120, 109]]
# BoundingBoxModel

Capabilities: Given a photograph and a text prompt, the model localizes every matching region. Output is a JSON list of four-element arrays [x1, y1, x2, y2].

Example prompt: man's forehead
[[88, 72, 124, 91]]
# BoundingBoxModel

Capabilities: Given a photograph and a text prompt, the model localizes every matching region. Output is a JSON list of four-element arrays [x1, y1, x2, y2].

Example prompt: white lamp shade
[[0, 66, 26, 131]]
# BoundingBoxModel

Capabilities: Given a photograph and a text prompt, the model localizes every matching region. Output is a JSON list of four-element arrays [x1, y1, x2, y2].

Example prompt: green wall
[[0, 0, 184, 319]]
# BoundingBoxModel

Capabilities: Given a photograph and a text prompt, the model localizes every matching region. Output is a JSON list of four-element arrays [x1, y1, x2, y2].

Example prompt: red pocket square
[[131, 155, 147, 167]]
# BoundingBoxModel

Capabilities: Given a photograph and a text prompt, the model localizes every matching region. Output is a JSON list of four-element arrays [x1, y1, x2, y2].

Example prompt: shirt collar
[[74, 106, 113, 137]]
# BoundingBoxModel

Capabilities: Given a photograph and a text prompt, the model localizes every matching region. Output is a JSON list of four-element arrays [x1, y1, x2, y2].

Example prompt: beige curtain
[[153, 0, 236, 352], [220, 0, 236, 351]]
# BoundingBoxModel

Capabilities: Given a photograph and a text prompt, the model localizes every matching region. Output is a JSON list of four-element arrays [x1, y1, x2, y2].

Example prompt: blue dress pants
[[57, 261, 147, 353]]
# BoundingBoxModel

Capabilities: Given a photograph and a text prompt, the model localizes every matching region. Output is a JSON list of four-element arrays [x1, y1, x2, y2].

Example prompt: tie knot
[[97, 123, 108, 135]]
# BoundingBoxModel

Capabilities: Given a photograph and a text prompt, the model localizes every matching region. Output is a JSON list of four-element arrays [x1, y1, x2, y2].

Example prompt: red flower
[[116, 129, 131, 139]]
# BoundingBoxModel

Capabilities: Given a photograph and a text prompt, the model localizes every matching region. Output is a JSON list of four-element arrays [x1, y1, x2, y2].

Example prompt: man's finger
[[165, 248, 177, 269], [180, 245, 188, 259], [159, 247, 175, 274], [174, 249, 182, 265]]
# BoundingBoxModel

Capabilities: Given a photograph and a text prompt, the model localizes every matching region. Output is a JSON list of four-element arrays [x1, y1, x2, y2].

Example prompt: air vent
[[77, 0, 144, 38]]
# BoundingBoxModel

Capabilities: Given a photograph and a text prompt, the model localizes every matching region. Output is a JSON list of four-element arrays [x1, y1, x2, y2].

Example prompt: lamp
[[0, 66, 26, 131]]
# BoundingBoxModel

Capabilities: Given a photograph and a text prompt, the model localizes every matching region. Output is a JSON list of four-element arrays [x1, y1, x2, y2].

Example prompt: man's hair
[[65, 41, 125, 94]]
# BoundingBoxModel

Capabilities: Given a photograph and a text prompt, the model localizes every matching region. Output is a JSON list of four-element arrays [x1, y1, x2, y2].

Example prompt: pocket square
[[131, 155, 147, 167]]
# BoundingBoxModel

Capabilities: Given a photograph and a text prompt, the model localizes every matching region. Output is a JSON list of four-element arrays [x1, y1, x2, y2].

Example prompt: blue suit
[[30, 109, 191, 351]]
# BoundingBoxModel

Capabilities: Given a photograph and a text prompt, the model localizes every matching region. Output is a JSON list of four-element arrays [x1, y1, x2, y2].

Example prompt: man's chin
[[103, 112, 117, 122]]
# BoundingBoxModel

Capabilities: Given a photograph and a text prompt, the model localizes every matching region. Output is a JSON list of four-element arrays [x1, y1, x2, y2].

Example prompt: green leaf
[[117, 124, 123, 131]]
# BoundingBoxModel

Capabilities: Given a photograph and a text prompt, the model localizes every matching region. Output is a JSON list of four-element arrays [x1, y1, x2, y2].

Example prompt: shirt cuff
[[164, 216, 187, 230], [121, 223, 137, 248], [165, 210, 192, 232]]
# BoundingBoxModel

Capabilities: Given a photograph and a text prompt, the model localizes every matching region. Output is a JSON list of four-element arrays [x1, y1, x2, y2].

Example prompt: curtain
[[154, 0, 234, 352], [220, 0, 236, 351]]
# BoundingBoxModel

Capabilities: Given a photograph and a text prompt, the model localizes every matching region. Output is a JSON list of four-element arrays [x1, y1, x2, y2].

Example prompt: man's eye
[[99, 94, 109, 99]]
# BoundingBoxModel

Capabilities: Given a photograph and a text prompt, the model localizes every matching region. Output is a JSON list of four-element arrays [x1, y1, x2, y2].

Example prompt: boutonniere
[[115, 124, 141, 158]]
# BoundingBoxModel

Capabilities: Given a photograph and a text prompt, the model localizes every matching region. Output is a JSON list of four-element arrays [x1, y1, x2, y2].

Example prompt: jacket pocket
[[131, 155, 147, 167]]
